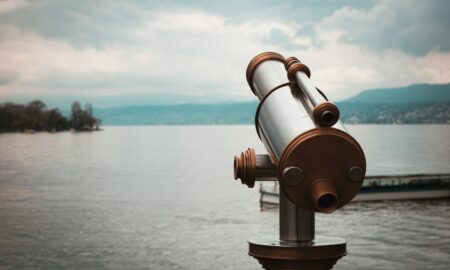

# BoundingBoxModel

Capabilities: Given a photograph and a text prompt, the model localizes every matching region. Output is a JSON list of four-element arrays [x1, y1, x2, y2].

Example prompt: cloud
[[0, 0, 27, 15], [0, 8, 292, 97], [317, 0, 450, 55], [0, 24, 121, 90], [0, 69, 18, 85], [279, 38, 450, 100], [0, 0, 449, 102]]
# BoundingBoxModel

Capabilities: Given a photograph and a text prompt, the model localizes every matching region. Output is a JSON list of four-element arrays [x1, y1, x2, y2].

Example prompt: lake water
[[0, 125, 449, 270]]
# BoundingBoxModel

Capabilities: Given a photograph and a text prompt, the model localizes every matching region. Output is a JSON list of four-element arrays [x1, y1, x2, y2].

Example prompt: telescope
[[233, 52, 366, 270]]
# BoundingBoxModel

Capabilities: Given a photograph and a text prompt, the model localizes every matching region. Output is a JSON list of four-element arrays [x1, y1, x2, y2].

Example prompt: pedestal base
[[248, 235, 346, 270]]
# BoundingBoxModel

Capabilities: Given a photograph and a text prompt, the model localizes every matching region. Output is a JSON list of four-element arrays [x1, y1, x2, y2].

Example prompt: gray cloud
[[262, 28, 290, 44], [0, 0, 375, 48], [2, 1, 445, 56], [0, 1, 145, 48], [318, 0, 450, 55], [0, 70, 18, 85], [0, 0, 449, 100]]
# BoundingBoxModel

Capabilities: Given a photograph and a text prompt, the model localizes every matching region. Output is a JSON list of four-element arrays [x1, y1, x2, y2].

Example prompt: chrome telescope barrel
[[247, 53, 287, 100], [258, 85, 315, 160], [286, 57, 340, 127], [246, 52, 315, 161]]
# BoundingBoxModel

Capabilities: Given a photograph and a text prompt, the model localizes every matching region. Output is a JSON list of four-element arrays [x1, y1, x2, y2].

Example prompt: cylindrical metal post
[[255, 155, 277, 180], [279, 190, 315, 243]]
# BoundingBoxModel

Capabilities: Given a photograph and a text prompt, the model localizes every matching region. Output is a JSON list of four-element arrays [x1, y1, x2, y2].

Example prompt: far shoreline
[[0, 128, 104, 134], [1, 123, 449, 133]]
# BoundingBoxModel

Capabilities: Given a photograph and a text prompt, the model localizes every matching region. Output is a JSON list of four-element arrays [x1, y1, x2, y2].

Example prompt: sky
[[0, 0, 449, 103]]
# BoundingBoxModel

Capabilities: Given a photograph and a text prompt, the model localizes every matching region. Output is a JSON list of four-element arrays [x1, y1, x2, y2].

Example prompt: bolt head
[[282, 166, 304, 186], [348, 166, 364, 182]]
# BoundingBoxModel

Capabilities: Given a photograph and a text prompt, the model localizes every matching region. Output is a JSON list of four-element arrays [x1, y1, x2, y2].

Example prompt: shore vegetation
[[0, 100, 100, 133]]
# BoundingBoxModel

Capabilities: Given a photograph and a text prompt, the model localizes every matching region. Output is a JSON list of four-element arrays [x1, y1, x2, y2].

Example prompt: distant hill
[[2, 83, 448, 109], [337, 102, 449, 124], [95, 102, 257, 125], [337, 83, 450, 124], [95, 101, 449, 125], [343, 83, 450, 103], [0, 93, 251, 110], [3, 83, 450, 125], [94, 83, 449, 125]]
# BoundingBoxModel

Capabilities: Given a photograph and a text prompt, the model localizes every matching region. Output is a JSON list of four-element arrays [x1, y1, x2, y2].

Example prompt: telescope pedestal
[[249, 236, 346, 270], [247, 192, 347, 270]]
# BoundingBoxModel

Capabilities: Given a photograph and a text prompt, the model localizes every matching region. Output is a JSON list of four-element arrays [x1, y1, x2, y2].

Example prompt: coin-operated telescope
[[233, 52, 366, 270]]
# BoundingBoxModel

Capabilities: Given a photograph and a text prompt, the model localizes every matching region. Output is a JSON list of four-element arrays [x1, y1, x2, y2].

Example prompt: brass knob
[[234, 148, 256, 188]]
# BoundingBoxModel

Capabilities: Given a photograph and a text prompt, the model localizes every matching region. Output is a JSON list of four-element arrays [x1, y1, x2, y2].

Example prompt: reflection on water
[[0, 125, 449, 269]]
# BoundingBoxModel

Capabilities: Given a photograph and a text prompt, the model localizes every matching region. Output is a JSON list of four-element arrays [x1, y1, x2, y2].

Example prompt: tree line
[[0, 100, 100, 132]]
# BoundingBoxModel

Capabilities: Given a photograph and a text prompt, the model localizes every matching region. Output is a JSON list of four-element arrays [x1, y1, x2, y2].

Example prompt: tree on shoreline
[[70, 102, 100, 131], [0, 100, 100, 132]]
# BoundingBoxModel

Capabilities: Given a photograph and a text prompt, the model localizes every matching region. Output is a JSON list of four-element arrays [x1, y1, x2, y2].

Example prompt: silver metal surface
[[294, 71, 327, 108], [331, 120, 347, 133], [252, 60, 289, 100], [251, 58, 320, 161], [279, 191, 315, 243], [348, 166, 364, 182], [258, 86, 316, 160], [255, 155, 277, 181], [282, 166, 304, 186]]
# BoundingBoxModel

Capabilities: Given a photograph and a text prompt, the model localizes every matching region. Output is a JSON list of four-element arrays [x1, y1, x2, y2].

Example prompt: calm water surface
[[0, 125, 449, 270]]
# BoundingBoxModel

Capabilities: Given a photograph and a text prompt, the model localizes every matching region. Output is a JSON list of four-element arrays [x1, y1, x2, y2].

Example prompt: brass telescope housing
[[232, 52, 367, 270], [235, 52, 366, 213]]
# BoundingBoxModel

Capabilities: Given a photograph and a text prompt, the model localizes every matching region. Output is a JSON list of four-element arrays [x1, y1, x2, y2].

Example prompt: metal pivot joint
[[232, 52, 367, 270], [234, 148, 277, 187]]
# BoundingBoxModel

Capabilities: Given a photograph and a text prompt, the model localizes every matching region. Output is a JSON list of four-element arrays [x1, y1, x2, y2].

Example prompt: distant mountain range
[[1, 83, 449, 124], [343, 83, 450, 103], [95, 102, 257, 125], [337, 83, 450, 124], [0, 92, 249, 109], [92, 83, 450, 125]]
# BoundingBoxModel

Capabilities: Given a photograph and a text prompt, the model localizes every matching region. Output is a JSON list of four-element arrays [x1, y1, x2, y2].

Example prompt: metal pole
[[279, 190, 315, 243]]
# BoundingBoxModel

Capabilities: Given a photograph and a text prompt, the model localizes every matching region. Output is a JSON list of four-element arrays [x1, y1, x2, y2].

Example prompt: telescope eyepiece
[[313, 102, 340, 127], [309, 179, 339, 213], [318, 194, 338, 211], [321, 110, 336, 125]]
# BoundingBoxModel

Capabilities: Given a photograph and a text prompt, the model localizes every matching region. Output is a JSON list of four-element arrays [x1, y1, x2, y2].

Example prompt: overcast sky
[[0, 0, 449, 102]]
